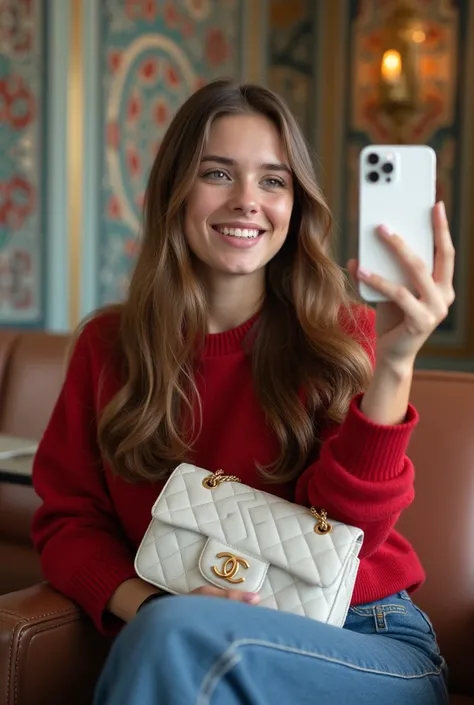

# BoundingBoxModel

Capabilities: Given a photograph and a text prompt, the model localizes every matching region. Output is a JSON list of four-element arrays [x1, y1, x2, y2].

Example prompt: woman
[[31, 80, 454, 704]]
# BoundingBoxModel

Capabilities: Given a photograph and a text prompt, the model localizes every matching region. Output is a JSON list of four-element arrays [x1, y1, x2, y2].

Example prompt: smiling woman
[[92, 79, 369, 484], [184, 113, 294, 291], [31, 79, 454, 705]]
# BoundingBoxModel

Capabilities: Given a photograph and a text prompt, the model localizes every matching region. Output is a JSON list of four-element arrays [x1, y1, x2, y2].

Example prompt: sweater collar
[[202, 313, 260, 357]]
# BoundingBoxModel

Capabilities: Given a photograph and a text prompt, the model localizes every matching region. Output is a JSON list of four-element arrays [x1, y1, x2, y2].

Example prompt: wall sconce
[[379, 0, 426, 142]]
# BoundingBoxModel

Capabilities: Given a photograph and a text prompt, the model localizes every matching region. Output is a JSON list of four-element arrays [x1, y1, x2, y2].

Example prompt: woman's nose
[[227, 182, 259, 215]]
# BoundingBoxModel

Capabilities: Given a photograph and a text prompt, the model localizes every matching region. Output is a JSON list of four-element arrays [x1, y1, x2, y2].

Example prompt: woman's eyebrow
[[200, 155, 291, 174]]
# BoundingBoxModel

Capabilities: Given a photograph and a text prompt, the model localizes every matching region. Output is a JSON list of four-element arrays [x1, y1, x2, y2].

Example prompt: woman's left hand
[[348, 201, 455, 373]]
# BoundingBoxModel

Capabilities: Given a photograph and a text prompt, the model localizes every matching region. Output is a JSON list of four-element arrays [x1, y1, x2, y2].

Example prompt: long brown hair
[[96, 79, 372, 483]]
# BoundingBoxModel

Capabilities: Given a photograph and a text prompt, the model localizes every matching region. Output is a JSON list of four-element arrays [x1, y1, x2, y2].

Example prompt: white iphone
[[358, 144, 436, 303]]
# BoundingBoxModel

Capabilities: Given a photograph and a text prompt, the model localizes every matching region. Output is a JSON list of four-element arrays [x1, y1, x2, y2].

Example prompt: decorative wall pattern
[[267, 0, 314, 134], [99, 0, 243, 305], [0, 0, 45, 325], [346, 0, 459, 262], [343, 0, 472, 357]]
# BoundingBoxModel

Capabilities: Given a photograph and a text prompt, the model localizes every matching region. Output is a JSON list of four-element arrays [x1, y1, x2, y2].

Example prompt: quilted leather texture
[[135, 463, 364, 627]]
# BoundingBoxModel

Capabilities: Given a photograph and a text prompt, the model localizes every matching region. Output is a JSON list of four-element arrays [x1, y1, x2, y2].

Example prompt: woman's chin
[[198, 256, 265, 278], [216, 261, 264, 277]]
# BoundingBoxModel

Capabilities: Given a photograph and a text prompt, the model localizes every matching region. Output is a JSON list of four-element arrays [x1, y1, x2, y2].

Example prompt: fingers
[[355, 202, 455, 325], [191, 585, 259, 604], [357, 268, 435, 334], [432, 201, 456, 301], [226, 589, 260, 604], [375, 225, 439, 307]]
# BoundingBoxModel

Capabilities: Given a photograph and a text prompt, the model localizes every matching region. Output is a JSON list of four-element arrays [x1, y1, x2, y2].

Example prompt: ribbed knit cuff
[[68, 550, 137, 636], [330, 394, 418, 482]]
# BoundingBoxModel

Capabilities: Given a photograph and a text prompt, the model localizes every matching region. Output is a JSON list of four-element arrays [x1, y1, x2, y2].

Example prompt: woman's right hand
[[190, 585, 260, 604]]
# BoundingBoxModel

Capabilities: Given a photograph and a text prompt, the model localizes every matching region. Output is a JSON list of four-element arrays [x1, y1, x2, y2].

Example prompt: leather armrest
[[0, 583, 112, 705]]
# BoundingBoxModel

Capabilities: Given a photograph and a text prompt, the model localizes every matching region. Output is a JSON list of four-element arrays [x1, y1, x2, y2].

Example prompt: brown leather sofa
[[0, 329, 473, 703], [0, 329, 70, 596]]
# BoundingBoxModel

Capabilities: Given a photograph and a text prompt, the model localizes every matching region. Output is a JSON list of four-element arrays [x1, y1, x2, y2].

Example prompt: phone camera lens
[[382, 162, 394, 174], [367, 171, 379, 183], [367, 153, 379, 165]]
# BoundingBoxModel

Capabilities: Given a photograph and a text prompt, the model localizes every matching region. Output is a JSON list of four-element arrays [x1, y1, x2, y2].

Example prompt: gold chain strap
[[202, 470, 332, 535], [202, 469, 242, 489], [311, 507, 332, 535]]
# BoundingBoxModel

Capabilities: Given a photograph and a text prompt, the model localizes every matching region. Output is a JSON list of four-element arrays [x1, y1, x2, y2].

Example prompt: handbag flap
[[199, 537, 270, 592], [151, 464, 364, 589]]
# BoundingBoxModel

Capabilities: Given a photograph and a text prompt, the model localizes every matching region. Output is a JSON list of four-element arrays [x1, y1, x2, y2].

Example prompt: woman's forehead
[[203, 114, 289, 166]]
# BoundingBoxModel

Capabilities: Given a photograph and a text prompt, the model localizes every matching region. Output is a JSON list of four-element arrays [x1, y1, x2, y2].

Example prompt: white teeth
[[217, 227, 261, 238]]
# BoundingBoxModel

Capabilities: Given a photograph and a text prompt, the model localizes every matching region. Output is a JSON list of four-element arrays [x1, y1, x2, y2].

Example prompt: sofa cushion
[[0, 331, 70, 440]]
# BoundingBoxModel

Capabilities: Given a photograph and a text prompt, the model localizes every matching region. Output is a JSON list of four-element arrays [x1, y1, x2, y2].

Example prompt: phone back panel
[[358, 145, 436, 302]]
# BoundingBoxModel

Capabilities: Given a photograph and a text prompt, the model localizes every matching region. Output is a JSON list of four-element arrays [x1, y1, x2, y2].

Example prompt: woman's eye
[[263, 177, 285, 188], [203, 170, 229, 180]]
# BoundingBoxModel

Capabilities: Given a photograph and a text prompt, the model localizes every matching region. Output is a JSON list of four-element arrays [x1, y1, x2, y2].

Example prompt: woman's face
[[184, 113, 294, 283]]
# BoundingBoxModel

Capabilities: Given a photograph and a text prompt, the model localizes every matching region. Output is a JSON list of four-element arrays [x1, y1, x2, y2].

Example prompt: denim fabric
[[94, 592, 448, 705]]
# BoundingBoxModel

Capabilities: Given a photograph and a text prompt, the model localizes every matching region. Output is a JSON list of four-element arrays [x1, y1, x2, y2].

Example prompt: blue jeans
[[94, 592, 448, 705]]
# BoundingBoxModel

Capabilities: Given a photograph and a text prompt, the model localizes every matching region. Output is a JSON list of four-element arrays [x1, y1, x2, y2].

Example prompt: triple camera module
[[365, 152, 395, 184]]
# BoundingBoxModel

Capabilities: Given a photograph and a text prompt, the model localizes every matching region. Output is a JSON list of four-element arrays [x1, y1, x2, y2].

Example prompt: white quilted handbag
[[134, 463, 364, 627]]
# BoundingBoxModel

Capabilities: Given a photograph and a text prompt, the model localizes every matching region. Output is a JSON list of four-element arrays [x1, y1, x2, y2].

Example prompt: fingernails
[[358, 267, 372, 279], [377, 225, 393, 237], [244, 592, 260, 604], [438, 200, 446, 218]]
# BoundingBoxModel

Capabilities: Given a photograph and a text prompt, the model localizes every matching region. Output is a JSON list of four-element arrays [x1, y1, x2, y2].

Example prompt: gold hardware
[[202, 469, 242, 489], [212, 552, 249, 584], [311, 507, 332, 535]]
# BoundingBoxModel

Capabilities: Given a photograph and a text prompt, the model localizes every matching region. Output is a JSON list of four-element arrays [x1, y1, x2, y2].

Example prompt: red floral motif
[[163, 2, 179, 27], [0, 177, 35, 230], [0, 182, 7, 227], [187, 0, 209, 17], [127, 148, 141, 178], [0, 75, 34, 130], [154, 99, 169, 126], [108, 50, 123, 74], [107, 195, 121, 220], [205, 28, 230, 67], [140, 57, 159, 85], [124, 238, 140, 259], [106, 121, 120, 149], [143, 0, 157, 21], [127, 93, 142, 123], [164, 63, 180, 88], [125, 0, 157, 22]]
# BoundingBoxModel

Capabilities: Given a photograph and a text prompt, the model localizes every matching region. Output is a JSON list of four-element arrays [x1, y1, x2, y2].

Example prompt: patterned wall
[[0, 0, 45, 326], [267, 0, 314, 134], [345, 0, 459, 261], [99, 0, 243, 305], [343, 0, 470, 357]]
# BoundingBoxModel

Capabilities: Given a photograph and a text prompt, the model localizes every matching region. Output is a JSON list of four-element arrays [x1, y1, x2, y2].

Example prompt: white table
[[0, 434, 36, 485]]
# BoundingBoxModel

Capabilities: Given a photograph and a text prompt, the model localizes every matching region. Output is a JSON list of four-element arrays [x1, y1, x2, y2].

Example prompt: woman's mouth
[[212, 226, 265, 239]]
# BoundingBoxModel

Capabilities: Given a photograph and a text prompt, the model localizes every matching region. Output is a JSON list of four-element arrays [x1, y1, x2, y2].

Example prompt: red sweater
[[31, 309, 424, 634]]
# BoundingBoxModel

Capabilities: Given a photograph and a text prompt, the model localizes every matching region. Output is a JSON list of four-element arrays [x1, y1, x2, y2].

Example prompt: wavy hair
[[96, 79, 372, 483]]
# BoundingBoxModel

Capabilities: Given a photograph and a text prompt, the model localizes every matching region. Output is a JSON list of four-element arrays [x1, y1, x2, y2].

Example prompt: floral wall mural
[[0, 0, 46, 325], [99, 0, 243, 304]]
